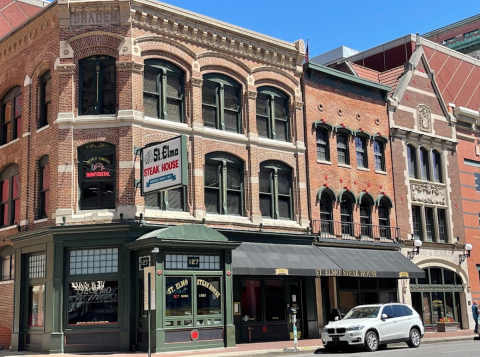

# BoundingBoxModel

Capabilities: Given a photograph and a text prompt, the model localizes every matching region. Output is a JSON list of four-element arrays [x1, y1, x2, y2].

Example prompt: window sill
[[205, 214, 253, 225], [375, 170, 387, 175], [337, 163, 352, 169], [0, 138, 20, 149], [0, 225, 16, 232], [260, 219, 302, 229], [36, 125, 50, 133], [0, 280, 14, 285], [317, 159, 332, 165], [34, 218, 49, 224], [144, 209, 195, 221], [357, 167, 370, 172]]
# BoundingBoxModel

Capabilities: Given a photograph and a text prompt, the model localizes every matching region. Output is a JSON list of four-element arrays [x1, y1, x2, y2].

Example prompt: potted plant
[[436, 317, 457, 332]]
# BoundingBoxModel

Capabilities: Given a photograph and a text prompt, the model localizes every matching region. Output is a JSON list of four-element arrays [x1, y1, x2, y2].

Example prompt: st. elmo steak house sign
[[141, 136, 187, 195]]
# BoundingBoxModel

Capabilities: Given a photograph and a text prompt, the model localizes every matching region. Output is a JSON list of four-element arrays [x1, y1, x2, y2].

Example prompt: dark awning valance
[[316, 246, 425, 279], [232, 242, 341, 276]]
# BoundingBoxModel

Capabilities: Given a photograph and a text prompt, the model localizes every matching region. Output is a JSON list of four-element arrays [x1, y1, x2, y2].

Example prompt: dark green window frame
[[143, 59, 184, 122], [202, 74, 241, 133], [145, 187, 186, 212], [204, 152, 244, 216], [355, 136, 368, 168], [38, 155, 50, 219], [256, 86, 289, 141], [0, 164, 20, 228], [39, 71, 51, 128], [259, 161, 293, 220], [79, 56, 116, 115], [1, 86, 22, 145], [374, 140, 385, 171]]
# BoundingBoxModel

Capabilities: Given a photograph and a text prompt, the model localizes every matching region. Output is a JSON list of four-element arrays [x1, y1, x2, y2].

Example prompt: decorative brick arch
[[135, 36, 196, 63], [258, 156, 296, 171], [141, 52, 192, 81], [27, 52, 57, 78], [252, 67, 298, 99], [74, 136, 119, 149], [68, 32, 124, 61], [197, 52, 250, 88], [203, 147, 248, 165], [0, 69, 24, 98]]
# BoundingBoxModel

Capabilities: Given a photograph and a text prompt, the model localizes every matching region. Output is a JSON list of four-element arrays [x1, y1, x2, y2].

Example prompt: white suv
[[322, 303, 424, 352]]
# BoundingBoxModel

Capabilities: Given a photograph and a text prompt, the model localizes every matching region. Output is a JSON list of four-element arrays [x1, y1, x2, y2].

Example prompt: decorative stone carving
[[247, 91, 257, 99], [295, 101, 304, 109], [410, 182, 445, 205], [55, 64, 76, 75], [191, 78, 203, 87], [417, 104, 432, 133], [117, 61, 143, 73]]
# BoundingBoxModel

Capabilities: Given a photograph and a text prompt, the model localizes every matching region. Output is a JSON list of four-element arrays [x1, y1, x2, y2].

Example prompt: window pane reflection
[[241, 280, 261, 322]]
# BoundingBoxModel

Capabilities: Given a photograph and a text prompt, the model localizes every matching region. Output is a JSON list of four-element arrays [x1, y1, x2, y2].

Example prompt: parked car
[[322, 303, 424, 352]]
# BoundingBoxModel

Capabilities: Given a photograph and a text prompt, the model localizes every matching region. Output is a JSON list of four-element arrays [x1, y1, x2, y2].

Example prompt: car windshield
[[343, 306, 380, 319]]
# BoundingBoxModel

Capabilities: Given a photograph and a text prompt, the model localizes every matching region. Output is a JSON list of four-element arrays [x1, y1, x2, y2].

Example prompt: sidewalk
[[0, 329, 476, 357]]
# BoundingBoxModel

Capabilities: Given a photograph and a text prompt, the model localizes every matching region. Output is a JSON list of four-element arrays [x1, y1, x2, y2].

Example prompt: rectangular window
[[265, 279, 285, 321], [374, 141, 385, 171], [259, 171, 273, 218], [69, 248, 119, 275], [316, 129, 329, 161], [256, 95, 269, 138], [28, 285, 44, 327], [165, 277, 192, 317], [197, 277, 221, 315], [438, 209, 447, 242], [337, 134, 348, 165], [1, 254, 14, 281], [412, 205, 421, 239], [145, 187, 185, 212], [165, 254, 220, 270], [0, 179, 9, 227], [29, 254, 45, 279], [355, 137, 366, 168], [39, 163, 50, 218], [425, 207, 434, 242], [241, 279, 262, 322], [68, 281, 118, 325], [39, 72, 51, 128], [475, 173, 480, 192]]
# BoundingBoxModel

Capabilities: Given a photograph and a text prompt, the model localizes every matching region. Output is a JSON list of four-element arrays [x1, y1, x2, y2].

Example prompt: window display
[[165, 277, 192, 316], [28, 285, 44, 327], [197, 277, 221, 315], [68, 280, 118, 325], [241, 279, 262, 322]]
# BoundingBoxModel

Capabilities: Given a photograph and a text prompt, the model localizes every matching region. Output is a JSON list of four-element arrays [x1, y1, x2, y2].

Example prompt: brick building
[[327, 34, 474, 330]]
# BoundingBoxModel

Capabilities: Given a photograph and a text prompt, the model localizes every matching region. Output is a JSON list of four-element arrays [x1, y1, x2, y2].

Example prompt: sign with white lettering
[[141, 136, 188, 195], [71, 12, 120, 26], [143, 266, 156, 311]]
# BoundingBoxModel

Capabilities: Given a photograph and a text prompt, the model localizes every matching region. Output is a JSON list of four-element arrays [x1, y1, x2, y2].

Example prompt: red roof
[[0, 0, 44, 39], [350, 63, 404, 93], [350, 63, 381, 83]]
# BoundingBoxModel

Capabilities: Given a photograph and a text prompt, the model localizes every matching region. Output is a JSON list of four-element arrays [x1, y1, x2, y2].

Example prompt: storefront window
[[28, 285, 44, 327], [68, 280, 118, 325], [423, 292, 432, 325], [430, 268, 442, 284], [197, 277, 221, 315], [445, 292, 454, 320], [265, 279, 285, 321], [241, 280, 262, 322], [379, 291, 397, 303], [432, 292, 444, 322], [165, 277, 192, 317]]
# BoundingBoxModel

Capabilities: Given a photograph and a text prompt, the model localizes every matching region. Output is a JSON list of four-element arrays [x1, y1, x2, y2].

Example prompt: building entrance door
[[286, 279, 302, 339]]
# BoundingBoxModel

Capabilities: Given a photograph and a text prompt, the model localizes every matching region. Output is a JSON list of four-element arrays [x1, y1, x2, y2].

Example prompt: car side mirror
[[334, 316, 339, 321], [381, 313, 388, 320]]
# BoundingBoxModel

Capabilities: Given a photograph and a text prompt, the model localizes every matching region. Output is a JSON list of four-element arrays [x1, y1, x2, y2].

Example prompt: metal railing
[[312, 220, 400, 243]]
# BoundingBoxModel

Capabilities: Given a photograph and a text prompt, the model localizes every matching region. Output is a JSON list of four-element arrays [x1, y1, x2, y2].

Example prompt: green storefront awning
[[316, 246, 425, 279], [232, 242, 342, 276]]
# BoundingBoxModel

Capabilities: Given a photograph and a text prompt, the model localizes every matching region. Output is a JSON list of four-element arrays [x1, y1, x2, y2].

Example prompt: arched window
[[360, 197, 372, 237], [204, 153, 244, 215], [378, 197, 391, 239], [1, 86, 22, 145], [432, 150, 443, 183], [316, 128, 330, 161], [355, 136, 368, 168], [337, 134, 349, 165], [319, 190, 334, 233], [340, 192, 354, 235], [144, 59, 184, 122], [373, 140, 385, 171], [38, 156, 50, 219], [407, 144, 417, 178], [202, 74, 241, 132], [79, 56, 116, 115], [39, 71, 51, 128], [78, 142, 116, 210], [259, 161, 292, 219], [256, 87, 289, 141], [0, 245, 14, 281], [0, 164, 20, 227], [420, 147, 430, 181]]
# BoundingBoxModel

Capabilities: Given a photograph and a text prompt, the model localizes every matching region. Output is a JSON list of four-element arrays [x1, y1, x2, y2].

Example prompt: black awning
[[317, 246, 425, 279], [232, 242, 341, 276]]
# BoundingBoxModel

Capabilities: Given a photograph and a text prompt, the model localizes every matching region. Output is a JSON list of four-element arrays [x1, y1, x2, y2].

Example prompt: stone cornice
[[55, 64, 76, 74], [117, 61, 143, 72], [130, 0, 303, 70], [390, 126, 457, 149]]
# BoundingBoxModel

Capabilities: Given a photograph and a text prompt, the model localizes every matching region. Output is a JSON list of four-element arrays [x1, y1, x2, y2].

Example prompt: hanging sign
[[141, 136, 188, 195]]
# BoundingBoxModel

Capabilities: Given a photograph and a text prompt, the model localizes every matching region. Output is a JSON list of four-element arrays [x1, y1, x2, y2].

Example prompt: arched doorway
[[410, 267, 463, 331]]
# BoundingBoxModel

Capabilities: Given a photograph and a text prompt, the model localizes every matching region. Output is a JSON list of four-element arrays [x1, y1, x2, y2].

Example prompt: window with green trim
[[355, 136, 367, 168], [38, 155, 50, 219], [337, 134, 349, 165], [259, 161, 292, 219], [316, 128, 330, 161], [202, 74, 241, 132], [256, 86, 289, 141], [1, 86, 22, 144], [374, 140, 385, 171], [0, 164, 20, 227], [204, 152, 244, 216], [0, 246, 14, 281], [143, 59, 184, 122], [407, 144, 417, 178], [145, 187, 186, 212], [79, 56, 116, 115]]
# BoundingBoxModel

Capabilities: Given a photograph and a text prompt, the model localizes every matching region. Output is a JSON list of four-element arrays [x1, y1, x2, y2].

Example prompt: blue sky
[[169, 0, 479, 57]]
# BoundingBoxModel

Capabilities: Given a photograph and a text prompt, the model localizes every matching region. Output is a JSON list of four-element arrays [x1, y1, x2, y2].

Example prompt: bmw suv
[[322, 303, 424, 352]]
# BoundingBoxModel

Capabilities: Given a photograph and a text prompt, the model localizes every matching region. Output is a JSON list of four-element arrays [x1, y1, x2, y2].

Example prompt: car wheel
[[324, 345, 339, 353], [407, 328, 421, 348], [364, 330, 379, 352]]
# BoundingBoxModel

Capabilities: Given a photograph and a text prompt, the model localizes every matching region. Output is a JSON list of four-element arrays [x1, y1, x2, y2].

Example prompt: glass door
[[286, 279, 302, 339]]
